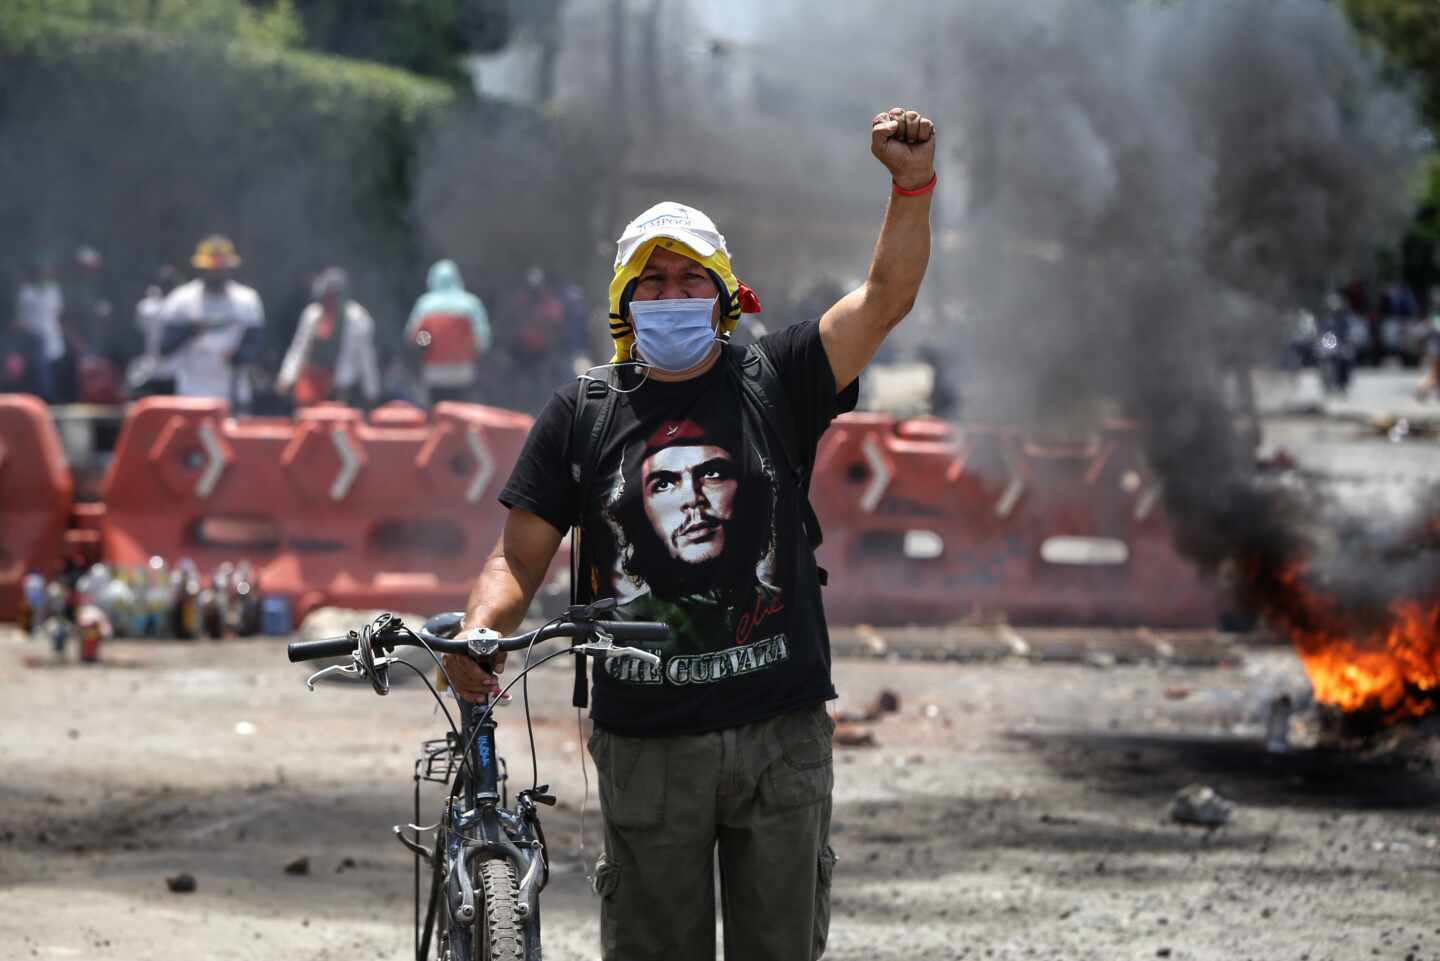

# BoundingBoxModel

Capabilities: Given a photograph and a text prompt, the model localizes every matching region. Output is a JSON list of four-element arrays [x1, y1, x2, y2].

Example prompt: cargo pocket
[[592, 851, 621, 896], [813, 844, 837, 960], [760, 706, 835, 813], [593, 852, 622, 957], [590, 729, 667, 827]]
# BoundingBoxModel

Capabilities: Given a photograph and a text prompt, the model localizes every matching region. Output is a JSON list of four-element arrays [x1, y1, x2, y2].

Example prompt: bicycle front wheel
[[475, 856, 530, 961]]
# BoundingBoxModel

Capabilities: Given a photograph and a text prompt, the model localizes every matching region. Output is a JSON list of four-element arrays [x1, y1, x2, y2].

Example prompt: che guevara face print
[[595, 416, 784, 661]]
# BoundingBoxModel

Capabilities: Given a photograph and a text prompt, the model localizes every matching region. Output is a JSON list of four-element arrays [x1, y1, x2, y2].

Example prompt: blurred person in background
[[406, 258, 490, 405], [1414, 286, 1440, 401], [276, 267, 380, 408], [67, 245, 127, 405], [559, 277, 594, 374], [68, 246, 109, 357], [129, 264, 181, 397], [0, 307, 52, 397], [1318, 290, 1357, 395], [15, 257, 67, 402], [158, 235, 265, 401], [1376, 274, 1418, 365], [501, 265, 567, 410]]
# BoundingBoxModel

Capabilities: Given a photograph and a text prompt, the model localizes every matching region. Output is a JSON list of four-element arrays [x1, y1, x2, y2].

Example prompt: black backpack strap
[[728, 345, 829, 583], [567, 374, 619, 708]]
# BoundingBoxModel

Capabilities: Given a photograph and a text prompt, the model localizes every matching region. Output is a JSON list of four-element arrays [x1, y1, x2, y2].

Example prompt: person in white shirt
[[15, 259, 66, 401], [129, 264, 180, 396], [276, 267, 380, 408], [158, 236, 265, 400]]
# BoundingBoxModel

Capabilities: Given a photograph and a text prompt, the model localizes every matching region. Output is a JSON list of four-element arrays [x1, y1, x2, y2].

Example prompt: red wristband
[[892, 172, 937, 197]]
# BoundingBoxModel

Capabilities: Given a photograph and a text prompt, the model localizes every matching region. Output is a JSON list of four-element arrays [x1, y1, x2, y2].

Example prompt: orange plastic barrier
[[0, 395, 74, 619], [811, 414, 1220, 627], [102, 398, 536, 622]]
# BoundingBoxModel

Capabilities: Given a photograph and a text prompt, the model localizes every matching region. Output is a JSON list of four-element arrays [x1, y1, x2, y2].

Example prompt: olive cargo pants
[[587, 702, 838, 961]]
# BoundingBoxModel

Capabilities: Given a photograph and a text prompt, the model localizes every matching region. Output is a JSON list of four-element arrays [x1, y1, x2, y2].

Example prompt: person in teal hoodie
[[405, 259, 491, 404]]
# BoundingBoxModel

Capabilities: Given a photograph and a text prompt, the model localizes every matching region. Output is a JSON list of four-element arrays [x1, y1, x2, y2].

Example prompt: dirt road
[[2, 626, 1437, 961]]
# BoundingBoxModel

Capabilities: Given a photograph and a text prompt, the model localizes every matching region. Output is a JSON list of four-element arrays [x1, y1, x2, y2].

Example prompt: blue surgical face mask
[[629, 297, 719, 372]]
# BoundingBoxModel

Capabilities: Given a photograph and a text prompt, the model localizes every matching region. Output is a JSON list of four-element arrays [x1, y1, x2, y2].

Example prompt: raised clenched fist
[[871, 107, 936, 191]]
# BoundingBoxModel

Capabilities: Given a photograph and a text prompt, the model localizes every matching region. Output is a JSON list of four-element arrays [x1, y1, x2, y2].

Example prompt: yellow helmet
[[607, 202, 760, 362], [191, 235, 242, 270]]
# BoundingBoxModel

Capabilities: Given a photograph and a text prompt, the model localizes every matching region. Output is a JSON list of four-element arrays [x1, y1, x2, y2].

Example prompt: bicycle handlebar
[[286, 612, 670, 666], [287, 634, 359, 662]]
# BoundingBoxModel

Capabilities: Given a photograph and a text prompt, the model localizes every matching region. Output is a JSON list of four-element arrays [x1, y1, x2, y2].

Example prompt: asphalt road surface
[[2, 628, 1437, 961], [4, 369, 1439, 960]]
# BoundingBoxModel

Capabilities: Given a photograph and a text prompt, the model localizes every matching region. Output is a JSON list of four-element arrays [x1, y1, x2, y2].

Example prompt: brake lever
[[610, 646, 663, 668], [304, 659, 363, 691], [578, 637, 662, 669], [303, 653, 403, 691]]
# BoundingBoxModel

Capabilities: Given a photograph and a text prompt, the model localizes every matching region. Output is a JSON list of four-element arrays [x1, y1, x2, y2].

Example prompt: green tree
[[2, 0, 304, 48], [1342, 0, 1440, 280], [282, 0, 517, 82], [1343, 0, 1440, 126]]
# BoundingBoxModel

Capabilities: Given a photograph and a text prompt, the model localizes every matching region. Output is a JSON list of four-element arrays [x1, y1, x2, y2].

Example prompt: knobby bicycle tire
[[476, 856, 529, 961]]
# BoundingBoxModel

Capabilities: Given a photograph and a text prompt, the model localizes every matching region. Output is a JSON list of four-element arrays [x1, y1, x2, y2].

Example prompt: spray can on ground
[[172, 558, 201, 640], [260, 595, 292, 636], [43, 615, 70, 660], [18, 572, 44, 634], [103, 572, 135, 639], [42, 577, 70, 658], [213, 562, 236, 639], [144, 556, 170, 637], [77, 604, 110, 663], [232, 562, 260, 637]]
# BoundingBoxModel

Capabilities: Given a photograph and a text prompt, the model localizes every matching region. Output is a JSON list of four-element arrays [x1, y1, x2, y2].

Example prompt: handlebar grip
[[287, 635, 355, 663], [603, 621, 671, 643]]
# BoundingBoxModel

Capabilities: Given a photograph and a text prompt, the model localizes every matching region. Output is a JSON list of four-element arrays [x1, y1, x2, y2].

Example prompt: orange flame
[[1262, 563, 1440, 721]]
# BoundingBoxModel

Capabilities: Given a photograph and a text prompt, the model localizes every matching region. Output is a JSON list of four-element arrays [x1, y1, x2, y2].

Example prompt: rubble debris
[[835, 688, 902, 723], [1084, 651, 1117, 669], [855, 624, 888, 656], [833, 723, 877, 748], [868, 689, 901, 716], [1169, 784, 1234, 828], [165, 872, 197, 893], [283, 855, 311, 875], [1255, 448, 1297, 472], [335, 856, 358, 873]]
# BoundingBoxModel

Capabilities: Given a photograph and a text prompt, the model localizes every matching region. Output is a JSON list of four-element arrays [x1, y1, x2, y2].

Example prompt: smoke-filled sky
[[520, 0, 1426, 612]]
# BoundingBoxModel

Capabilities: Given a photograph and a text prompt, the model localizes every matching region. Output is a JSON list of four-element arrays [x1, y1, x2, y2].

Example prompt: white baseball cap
[[614, 201, 730, 271]]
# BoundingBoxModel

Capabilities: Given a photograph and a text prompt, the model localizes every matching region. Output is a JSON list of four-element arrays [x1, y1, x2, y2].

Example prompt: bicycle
[[286, 601, 669, 961]]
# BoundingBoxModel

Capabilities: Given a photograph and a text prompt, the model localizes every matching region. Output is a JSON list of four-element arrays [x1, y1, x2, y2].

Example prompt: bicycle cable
[[522, 638, 540, 793], [577, 705, 594, 891], [444, 615, 566, 805], [389, 655, 461, 741], [444, 644, 581, 845]]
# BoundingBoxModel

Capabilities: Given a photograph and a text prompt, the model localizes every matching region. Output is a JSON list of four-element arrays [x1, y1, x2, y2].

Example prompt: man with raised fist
[[450, 106, 937, 960]]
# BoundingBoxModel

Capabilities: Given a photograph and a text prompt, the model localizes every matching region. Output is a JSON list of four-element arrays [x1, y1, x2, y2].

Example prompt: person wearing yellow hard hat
[[443, 106, 938, 961], [157, 235, 265, 401]]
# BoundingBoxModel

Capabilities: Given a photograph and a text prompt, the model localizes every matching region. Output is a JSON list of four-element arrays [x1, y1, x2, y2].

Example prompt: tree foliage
[[0, 12, 455, 335], [1, 0, 304, 49], [1342, 0, 1440, 127], [281, 0, 517, 82]]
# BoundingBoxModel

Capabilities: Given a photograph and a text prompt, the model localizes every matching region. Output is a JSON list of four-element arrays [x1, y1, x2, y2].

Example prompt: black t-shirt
[[499, 319, 859, 736]]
